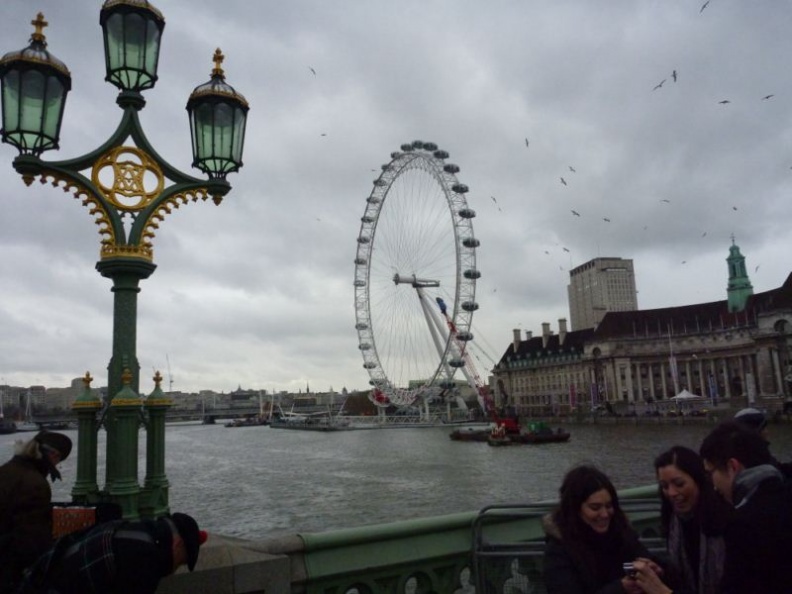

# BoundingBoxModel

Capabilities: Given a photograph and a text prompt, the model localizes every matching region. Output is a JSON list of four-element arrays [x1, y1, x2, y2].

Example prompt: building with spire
[[726, 237, 754, 312], [493, 242, 790, 415]]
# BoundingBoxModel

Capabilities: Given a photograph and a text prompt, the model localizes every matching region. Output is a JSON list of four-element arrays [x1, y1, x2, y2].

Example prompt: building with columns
[[494, 241, 792, 415]]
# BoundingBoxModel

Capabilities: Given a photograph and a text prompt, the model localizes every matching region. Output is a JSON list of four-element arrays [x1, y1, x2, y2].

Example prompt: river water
[[3, 422, 791, 541]]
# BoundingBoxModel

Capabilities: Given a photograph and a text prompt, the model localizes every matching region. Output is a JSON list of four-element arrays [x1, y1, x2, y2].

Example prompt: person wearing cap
[[17, 512, 208, 594], [0, 430, 72, 593], [733, 407, 792, 479]]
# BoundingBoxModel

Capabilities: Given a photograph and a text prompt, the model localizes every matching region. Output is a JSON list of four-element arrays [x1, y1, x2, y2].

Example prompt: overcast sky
[[1, 1, 791, 395]]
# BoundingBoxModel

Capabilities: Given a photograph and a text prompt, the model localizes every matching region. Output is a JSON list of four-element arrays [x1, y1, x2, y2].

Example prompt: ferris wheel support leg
[[416, 288, 449, 366]]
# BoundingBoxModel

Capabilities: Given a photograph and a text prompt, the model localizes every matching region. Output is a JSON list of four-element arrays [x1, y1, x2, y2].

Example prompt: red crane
[[435, 298, 519, 434]]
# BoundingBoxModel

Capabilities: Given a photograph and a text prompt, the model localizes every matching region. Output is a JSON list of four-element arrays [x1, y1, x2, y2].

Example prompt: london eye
[[353, 141, 480, 413]]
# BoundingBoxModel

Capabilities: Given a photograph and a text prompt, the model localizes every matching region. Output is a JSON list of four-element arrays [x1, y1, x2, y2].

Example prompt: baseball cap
[[733, 407, 767, 431]]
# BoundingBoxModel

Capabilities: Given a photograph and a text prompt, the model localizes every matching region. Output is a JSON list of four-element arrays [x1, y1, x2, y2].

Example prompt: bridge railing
[[158, 485, 661, 594]]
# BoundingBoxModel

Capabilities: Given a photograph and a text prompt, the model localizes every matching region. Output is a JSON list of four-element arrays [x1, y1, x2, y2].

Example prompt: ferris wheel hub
[[392, 273, 440, 288]]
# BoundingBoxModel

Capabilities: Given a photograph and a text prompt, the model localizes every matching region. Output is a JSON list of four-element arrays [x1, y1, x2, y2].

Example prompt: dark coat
[[16, 518, 173, 594], [542, 514, 650, 594], [719, 475, 792, 594], [0, 455, 53, 593]]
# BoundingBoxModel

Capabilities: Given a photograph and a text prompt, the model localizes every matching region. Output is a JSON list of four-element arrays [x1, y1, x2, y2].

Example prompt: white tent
[[671, 389, 703, 401]]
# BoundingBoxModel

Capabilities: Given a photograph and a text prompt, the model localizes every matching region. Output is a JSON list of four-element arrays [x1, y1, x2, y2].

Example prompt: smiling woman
[[542, 465, 670, 594], [654, 446, 730, 594]]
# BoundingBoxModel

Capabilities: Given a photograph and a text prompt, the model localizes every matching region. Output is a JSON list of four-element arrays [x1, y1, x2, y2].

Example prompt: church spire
[[726, 236, 753, 312]]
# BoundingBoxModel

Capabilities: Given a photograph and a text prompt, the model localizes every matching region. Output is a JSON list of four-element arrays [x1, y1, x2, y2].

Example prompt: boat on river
[[224, 416, 269, 428], [270, 416, 352, 431], [454, 421, 571, 445]]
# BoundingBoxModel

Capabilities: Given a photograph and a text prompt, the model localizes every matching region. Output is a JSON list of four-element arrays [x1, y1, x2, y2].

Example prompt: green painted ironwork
[[289, 485, 660, 594], [6, 47, 233, 523]]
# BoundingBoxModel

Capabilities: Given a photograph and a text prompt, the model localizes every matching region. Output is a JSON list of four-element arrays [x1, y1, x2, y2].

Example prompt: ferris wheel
[[353, 140, 480, 409]]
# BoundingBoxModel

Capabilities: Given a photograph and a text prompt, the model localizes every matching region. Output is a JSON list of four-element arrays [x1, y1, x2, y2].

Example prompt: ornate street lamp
[[0, 13, 71, 155], [187, 49, 249, 181], [0, 4, 249, 520], [100, 0, 165, 94]]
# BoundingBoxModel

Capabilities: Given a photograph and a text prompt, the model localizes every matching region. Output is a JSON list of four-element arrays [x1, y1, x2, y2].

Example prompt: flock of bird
[[504, 1, 778, 273]]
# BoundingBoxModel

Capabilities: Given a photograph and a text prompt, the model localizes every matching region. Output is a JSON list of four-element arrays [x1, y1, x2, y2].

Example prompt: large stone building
[[494, 242, 792, 415], [567, 257, 638, 330]]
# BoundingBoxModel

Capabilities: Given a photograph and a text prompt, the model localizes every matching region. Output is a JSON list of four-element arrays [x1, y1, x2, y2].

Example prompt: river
[[3, 422, 791, 541]]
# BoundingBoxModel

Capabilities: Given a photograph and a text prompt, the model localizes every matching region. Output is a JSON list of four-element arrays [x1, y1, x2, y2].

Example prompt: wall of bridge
[[157, 485, 660, 594]]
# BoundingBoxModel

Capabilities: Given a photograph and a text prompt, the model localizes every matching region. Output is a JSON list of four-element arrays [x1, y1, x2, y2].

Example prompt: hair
[[554, 465, 630, 542], [14, 437, 43, 459], [654, 445, 731, 536], [699, 421, 772, 470]]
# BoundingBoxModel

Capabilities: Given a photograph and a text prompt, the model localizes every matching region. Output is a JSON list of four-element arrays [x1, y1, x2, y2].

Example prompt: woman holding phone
[[543, 465, 673, 594]]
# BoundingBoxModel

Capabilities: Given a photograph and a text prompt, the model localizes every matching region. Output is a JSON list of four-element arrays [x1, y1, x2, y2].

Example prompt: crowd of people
[[542, 407, 792, 594], [0, 430, 207, 594]]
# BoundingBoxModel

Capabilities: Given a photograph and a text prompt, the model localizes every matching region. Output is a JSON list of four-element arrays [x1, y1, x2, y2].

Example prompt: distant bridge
[[31, 405, 266, 428]]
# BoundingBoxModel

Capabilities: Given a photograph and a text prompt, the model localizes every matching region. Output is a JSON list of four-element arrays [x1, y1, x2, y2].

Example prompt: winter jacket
[[718, 465, 792, 594], [542, 514, 651, 594], [17, 518, 173, 594], [0, 455, 53, 593]]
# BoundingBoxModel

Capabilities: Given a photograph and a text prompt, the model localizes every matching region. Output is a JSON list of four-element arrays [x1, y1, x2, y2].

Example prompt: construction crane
[[435, 298, 519, 434], [166, 354, 174, 392]]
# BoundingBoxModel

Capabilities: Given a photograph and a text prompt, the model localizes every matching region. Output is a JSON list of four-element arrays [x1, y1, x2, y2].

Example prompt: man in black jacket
[[17, 512, 207, 594], [700, 421, 792, 594]]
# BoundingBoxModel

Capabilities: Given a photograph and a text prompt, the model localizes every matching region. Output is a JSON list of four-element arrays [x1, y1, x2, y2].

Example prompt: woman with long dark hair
[[543, 465, 671, 594], [654, 446, 730, 594]]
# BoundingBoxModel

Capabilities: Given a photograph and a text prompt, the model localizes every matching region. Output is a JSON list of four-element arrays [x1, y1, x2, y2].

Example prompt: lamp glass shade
[[1, 65, 68, 154], [101, 8, 163, 92], [188, 98, 247, 177]]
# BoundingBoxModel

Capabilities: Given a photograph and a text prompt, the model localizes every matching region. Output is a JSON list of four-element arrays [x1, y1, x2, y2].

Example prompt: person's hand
[[631, 560, 672, 594], [634, 557, 664, 577], [620, 575, 643, 594]]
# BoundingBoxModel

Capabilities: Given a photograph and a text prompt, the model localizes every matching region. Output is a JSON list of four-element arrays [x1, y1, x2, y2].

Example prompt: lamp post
[[0, 3, 249, 519]]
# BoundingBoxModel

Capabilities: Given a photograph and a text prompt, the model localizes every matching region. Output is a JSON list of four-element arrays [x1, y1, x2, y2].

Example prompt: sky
[[1, 0, 792, 395]]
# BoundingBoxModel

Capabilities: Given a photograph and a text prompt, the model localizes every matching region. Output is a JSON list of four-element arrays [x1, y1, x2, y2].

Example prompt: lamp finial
[[212, 48, 225, 79], [31, 12, 48, 44]]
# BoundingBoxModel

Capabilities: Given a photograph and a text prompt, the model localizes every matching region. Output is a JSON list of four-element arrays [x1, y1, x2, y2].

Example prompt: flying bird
[[560, 177, 568, 186], [762, 94, 774, 100], [603, 217, 611, 222], [524, 138, 530, 148], [718, 100, 731, 104], [681, 261, 687, 265], [320, 133, 327, 137], [660, 199, 671, 203], [672, 70, 678, 83], [562, 247, 570, 253], [755, 265, 761, 273], [309, 67, 316, 76], [568, 166, 576, 173], [653, 79, 666, 91], [571, 210, 580, 217], [700, 1, 710, 13], [732, 206, 738, 210], [544, 250, 550, 255], [702, 231, 707, 237]]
